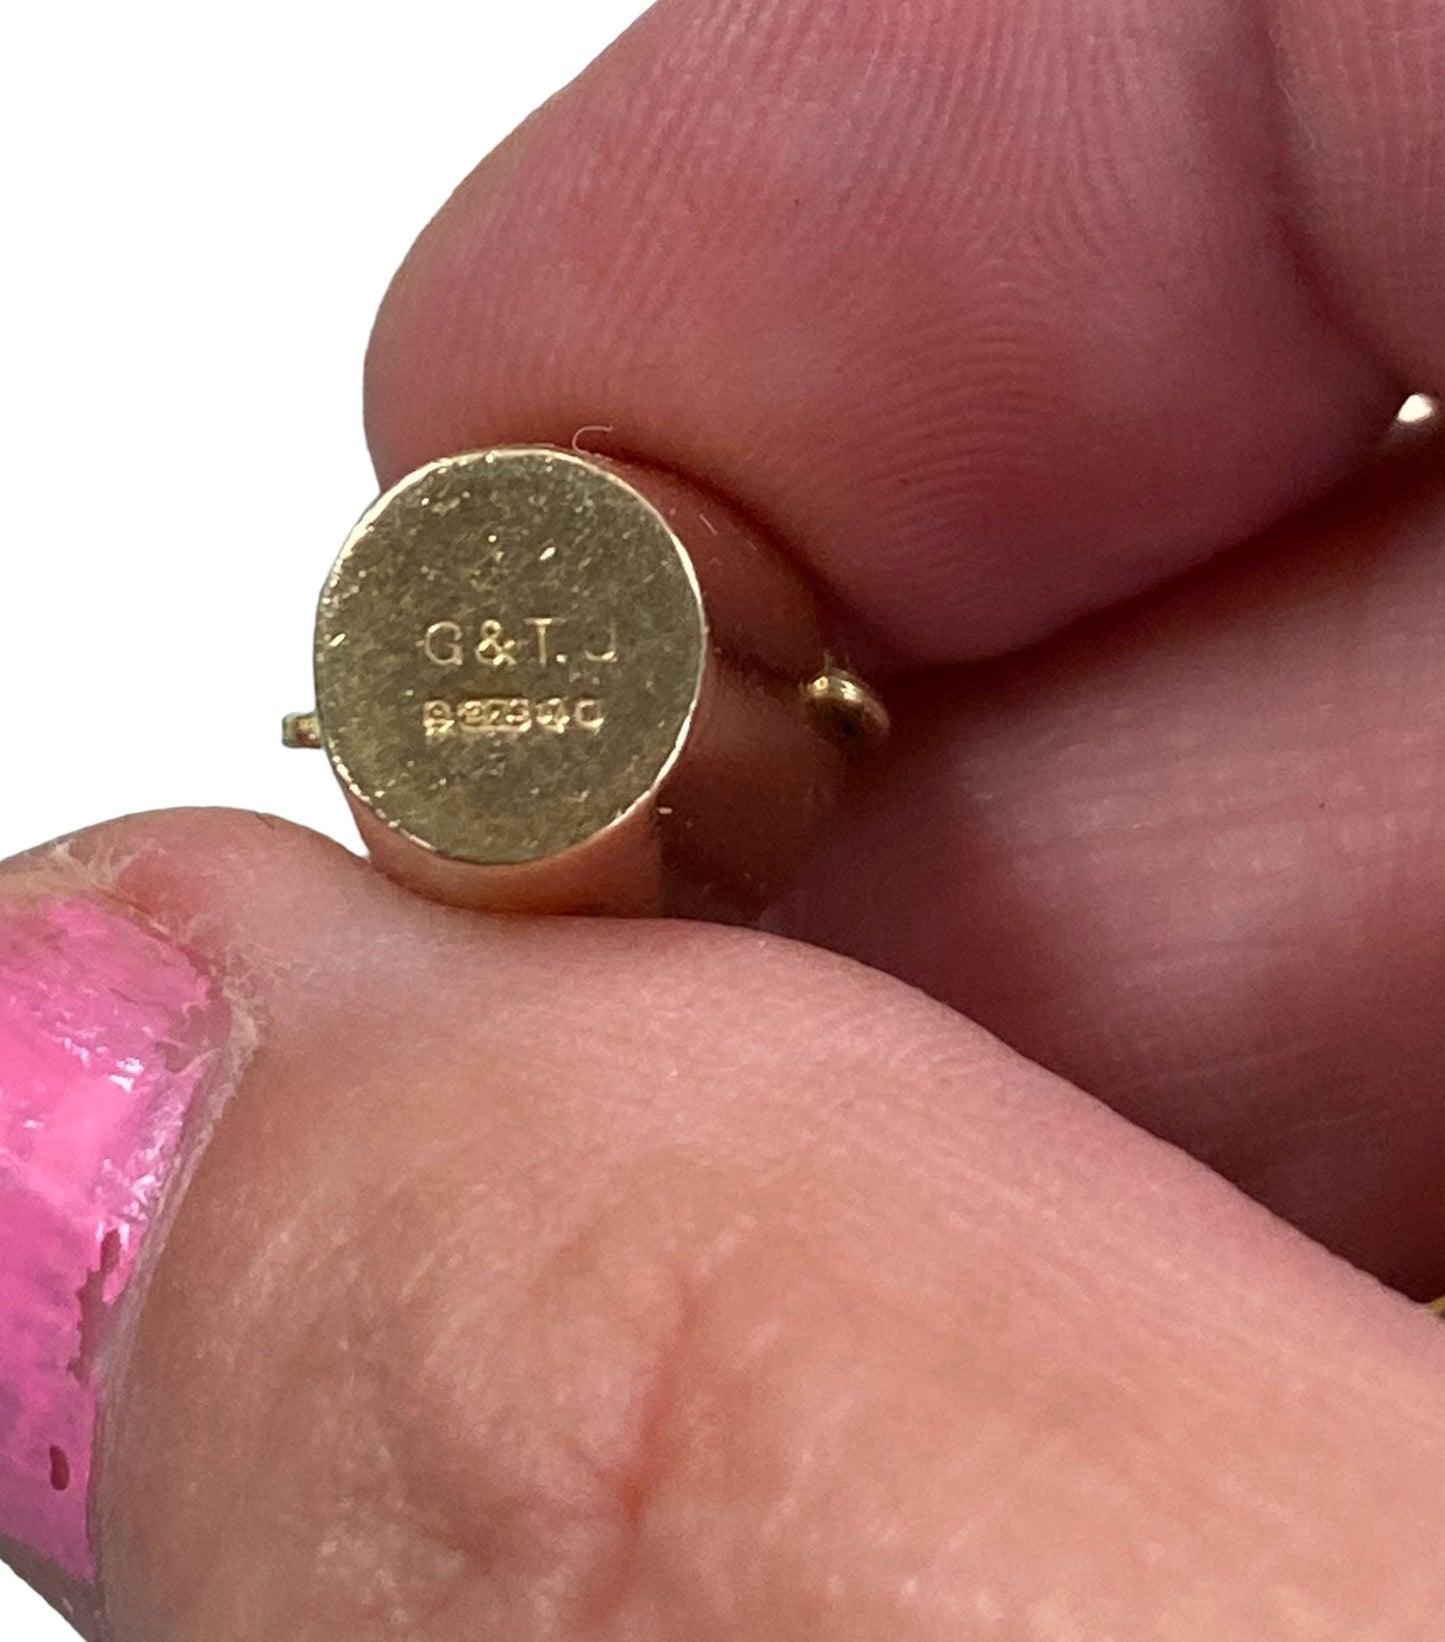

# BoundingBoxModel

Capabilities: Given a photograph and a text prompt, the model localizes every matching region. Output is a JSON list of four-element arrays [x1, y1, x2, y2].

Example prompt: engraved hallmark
[[421, 617, 620, 670], [423, 698, 607, 738]]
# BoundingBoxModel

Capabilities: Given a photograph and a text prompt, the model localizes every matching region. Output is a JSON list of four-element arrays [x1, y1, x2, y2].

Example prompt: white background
[[0, 3, 649, 1634]]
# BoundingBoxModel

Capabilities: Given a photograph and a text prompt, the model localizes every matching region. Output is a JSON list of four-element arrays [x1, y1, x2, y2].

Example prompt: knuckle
[[368, 1172, 886, 1638]]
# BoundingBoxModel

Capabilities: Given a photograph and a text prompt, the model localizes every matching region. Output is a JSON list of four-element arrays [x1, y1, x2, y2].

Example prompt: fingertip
[[362, 0, 1408, 662]]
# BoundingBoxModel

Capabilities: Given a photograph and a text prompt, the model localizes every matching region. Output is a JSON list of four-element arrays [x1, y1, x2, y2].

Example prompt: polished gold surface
[[287, 445, 886, 918], [804, 667, 892, 748], [316, 448, 705, 868]]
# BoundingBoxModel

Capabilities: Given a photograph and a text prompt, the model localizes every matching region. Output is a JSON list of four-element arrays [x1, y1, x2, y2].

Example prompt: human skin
[[5, 0, 1445, 1637]]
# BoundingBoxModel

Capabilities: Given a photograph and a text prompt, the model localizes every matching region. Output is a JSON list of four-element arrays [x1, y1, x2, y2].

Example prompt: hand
[[3, 1, 1443, 1637]]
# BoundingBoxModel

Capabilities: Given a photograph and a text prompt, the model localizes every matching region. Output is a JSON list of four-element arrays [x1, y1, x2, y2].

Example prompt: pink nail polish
[[0, 897, 227, 1581]]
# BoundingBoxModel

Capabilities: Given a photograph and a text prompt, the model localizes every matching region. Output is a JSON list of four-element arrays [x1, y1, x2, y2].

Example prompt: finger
[[781, 428, 1445, 1297], [5, 813, 1445, 1639], [364, 0, 1441, 662]]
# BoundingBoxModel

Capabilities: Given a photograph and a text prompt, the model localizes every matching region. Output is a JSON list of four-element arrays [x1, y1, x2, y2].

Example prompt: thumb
[[4, 810, 1445, 1641]]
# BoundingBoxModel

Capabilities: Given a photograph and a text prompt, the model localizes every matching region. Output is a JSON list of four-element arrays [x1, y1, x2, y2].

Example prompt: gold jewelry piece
[[284, 446, 887, 918]]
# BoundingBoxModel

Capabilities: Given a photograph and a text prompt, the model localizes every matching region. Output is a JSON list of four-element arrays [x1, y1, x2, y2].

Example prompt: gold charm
[[285, 446, 887, 918]]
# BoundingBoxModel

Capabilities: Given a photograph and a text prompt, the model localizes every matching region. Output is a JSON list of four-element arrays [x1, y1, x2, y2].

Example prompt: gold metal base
[[284, 446, 888, 918]]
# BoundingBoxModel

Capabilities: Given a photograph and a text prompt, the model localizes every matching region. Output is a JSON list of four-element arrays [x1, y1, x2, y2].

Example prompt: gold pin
[[284, 446, 888, 918]]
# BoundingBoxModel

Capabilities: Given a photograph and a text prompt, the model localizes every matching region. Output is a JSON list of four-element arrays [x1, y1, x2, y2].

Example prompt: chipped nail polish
[[0, 897, 226, 1581]]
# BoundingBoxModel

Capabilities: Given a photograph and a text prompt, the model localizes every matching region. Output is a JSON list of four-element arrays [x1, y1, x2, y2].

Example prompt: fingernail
[[0, 894, 228, 1582]]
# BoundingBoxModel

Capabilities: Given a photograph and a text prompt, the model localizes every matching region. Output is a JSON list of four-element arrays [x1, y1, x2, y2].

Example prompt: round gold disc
[[314, 448, 707, 866]]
